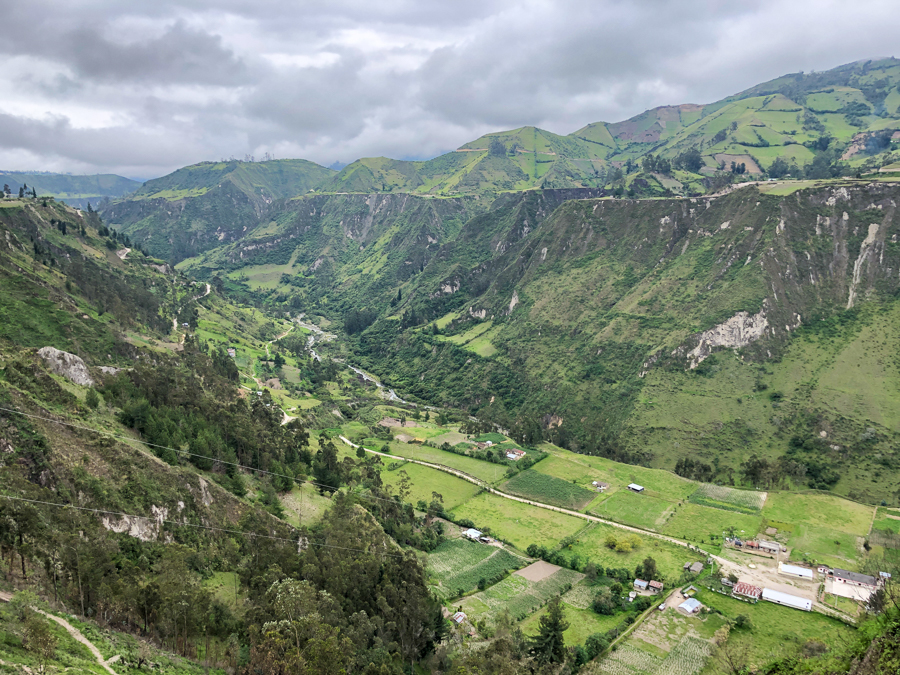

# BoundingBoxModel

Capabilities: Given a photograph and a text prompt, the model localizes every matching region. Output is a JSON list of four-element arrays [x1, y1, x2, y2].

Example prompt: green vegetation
[[502, 470, 596, 510], [590, 491, 675, 531], [426, 539, 525, 599], [450, 492, 586, 550], [460, 567, 584, 621]]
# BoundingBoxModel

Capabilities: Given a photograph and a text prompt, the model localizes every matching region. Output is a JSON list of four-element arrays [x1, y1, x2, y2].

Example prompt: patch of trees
[[674, 148, 704, 173], [641, 154, 672, 175], [343, 307, 377, 334], [674, 456, 715, 482]]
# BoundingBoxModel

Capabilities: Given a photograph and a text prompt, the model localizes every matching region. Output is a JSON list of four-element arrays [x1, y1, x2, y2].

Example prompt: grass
[[534, 449, 698, 500], [762, 492, 873, 536], [520, 599, 622, 645], [449, 492, 586, 550], [426, 539, 526, 599], [203, 571, 247, 615], [566, 523, 691, 579], [787, 525, 864, 569], [379, 461, 481, 510], [502, 470, 596, 510], [590, 491, 675, 531], [661, 503, 763, 550], [279, 482, 332, 527], [383, 440, 509, 483], [688, 484, 766, 514], [693, 587, 855, 669], [460, 567, 584, 621]]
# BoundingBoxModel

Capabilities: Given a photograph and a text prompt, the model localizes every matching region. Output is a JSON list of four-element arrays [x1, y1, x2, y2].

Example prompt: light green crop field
[[787, 525, 864, 569], [380, 461, 480, 510], [534, 447, 698, 500], [688, 484, 766, 514], [872, 507, 900, 534], [450, 492, 585, 550], [762, 492, 873, 535], [460, 567, 584, 621], [566, 522, 690, 579], [502, 470, 596, 510], [384, 440, 509, 483], [694, 587, 854, 668], [426, 539, 526, 599], [661, 503, 762, 549], [590, 491, 675, 531]]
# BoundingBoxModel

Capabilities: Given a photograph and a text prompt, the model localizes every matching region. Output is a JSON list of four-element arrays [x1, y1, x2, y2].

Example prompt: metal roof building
[[834, 569, 877, 587], [678, 598, 702, 614], [463, 528, 483, 540], [633, 579, 649, 590], [779, 563, 814, 579], [762, 588, 812, 611], [627, 483, 645, 492]]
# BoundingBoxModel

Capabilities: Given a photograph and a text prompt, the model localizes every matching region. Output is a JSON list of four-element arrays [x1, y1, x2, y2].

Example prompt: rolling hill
[[0, 170, 141, 208]]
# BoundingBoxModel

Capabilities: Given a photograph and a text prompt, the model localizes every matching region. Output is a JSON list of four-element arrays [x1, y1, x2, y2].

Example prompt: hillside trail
[[0, 592, 119, 674]]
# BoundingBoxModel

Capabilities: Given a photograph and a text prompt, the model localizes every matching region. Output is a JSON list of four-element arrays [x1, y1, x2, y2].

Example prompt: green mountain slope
[[0, 170, 141, 208], [103, 159, 334, 262]]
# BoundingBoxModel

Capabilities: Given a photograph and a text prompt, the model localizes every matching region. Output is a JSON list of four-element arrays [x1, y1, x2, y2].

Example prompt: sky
[[0, 0, 898, 180]]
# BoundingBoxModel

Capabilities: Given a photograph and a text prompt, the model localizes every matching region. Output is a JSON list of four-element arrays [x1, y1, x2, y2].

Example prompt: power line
[[0, 494, 406, 559], [0, 405, 401, 507]]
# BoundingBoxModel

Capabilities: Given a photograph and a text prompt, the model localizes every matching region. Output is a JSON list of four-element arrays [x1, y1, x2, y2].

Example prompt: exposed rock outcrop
[[683, 305, 770, 368], [37, 347, 94, 386]]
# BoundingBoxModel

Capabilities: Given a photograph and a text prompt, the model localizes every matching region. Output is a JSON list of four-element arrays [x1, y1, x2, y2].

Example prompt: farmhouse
[[505, 449, 526, 461], [688, 562, 704, 574], [634, 579, 649, 591], [833, 569, 878, 589], [627, 483, 645, 493], [648, 580, 664, 594], [678, 598, 702, 615], [227, 348, 236, 358], [762, 588, 812, 611], [758, 540, 782, 554], [732, 582, 762, 601], [778, 562, 814, 580], [452, 611, 467, 624], [591, 481, 609, 490], [463, 528, 483, 540]]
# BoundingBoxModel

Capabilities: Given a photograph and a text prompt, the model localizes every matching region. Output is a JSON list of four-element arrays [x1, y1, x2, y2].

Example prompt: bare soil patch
[[515, 560, 562, 582]]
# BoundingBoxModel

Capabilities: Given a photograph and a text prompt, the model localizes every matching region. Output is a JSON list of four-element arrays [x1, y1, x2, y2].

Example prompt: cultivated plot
[[460, 566, 584, 621], [502, 470, 596, 510], [688, 484, 766, 513], [427, 539, 526, 599], [450, 492, 585, 550]]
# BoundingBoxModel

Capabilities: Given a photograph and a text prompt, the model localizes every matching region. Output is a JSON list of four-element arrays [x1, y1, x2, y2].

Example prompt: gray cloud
[[0, 0, 897, 178]]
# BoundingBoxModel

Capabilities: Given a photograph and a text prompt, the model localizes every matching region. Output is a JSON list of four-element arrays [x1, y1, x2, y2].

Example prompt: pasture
[[688, 484, 766, 514], [520, 600, 622, 646], [693, 587, 854, 669], [534, 447, 698, 500], [426, 539, 525, 599], [502, 470, 596, 510], [590, 491, 674, 531], [594, 636, 713, 675], [762, 492, 873, 536], [565, 523, 689, 579], [450, 492, 586, 550], [660, 503, 763, 549], [384, 440, 508, 483], [379, 461, 480, 510]]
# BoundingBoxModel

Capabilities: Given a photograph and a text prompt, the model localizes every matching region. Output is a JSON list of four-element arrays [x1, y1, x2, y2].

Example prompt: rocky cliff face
[[37, 347, 94, 386]]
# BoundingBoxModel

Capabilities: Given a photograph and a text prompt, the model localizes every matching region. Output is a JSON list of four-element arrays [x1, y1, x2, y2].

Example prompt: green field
[[384, 440, 509, 483], [591, 491, 675, 531], [693, 587, 855, 669], [661, 503, 763, 549], [502, 470, 596, 510], [534, 449, 698, 500], [427, 539, 525, 599], [519, 599, 622, 646], [787, 525, 864, 568], [450, 492, 585, 550], [460, 567, 584, 621], [280, 482, 332, 527], [566, 523, 691, 579], [762, 492, 873, 535], [688, 484, 766, 514], [380, 461, 481, 510]]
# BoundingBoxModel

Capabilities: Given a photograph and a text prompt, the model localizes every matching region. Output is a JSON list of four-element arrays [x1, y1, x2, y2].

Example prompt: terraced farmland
[[426, 539, 526, 599], [460, 567, 584, 621], [502, 470, 596, 510]]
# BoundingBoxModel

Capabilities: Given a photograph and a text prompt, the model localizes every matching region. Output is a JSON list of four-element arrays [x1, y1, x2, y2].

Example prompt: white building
[[627, 483, 645, 492], [778, 562, 813, 580], [762, 588, 811, 611], [463, 528, 483, 540]]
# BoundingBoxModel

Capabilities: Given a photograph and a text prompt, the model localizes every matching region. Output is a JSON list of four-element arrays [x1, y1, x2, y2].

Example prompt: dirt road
[[0, 591, 119, 674]]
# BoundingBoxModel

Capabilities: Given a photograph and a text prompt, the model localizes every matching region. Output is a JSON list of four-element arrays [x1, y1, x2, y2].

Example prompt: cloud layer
[[0, 0, 897, 178]]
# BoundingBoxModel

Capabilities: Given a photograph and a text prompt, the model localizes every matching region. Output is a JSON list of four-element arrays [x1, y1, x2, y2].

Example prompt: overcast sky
[[0, 0, 897, 180]]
